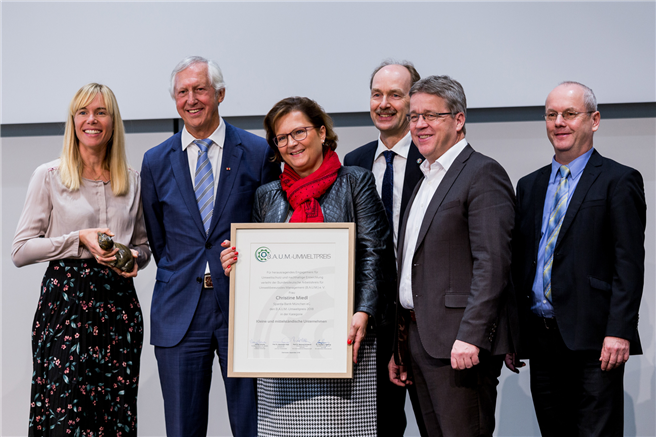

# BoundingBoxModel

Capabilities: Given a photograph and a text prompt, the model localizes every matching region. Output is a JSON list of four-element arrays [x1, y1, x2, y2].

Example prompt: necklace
[[85, 166, 108, 182]]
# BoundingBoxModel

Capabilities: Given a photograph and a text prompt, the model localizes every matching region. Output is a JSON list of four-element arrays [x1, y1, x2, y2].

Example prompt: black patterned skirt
[[29, 259, 143, 436], [257, 333, 377, 436]]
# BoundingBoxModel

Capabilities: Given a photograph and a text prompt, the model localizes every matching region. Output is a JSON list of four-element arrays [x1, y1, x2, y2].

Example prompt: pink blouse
[[12, 159, 151, 269]]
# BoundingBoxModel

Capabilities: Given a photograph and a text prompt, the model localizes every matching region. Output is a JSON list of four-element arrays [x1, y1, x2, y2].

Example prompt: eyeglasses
[[406, 112, 453, 123], [273, 126, 316, 148], [543, 110, 594, 122]]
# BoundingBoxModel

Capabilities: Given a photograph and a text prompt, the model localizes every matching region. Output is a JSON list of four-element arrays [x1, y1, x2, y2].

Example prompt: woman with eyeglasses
[[220, 96, 390, 436], [12, 83, 150, 436]]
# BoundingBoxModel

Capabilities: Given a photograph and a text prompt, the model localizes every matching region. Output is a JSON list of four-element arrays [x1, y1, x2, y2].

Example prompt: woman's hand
[[347, 311, 369, 364], [109, 249, 139, 279], [79, 228, 117, 264], [220, 240, 239, 276]]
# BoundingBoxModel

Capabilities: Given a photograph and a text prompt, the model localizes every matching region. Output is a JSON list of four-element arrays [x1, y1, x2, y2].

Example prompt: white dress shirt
[[181, 117, 226, 274], [399, 138, 468, 309], [371, 131, 412, 251]]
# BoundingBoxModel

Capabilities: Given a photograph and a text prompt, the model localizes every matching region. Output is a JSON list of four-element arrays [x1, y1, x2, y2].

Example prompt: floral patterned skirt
[[29, 259, 143, 436]]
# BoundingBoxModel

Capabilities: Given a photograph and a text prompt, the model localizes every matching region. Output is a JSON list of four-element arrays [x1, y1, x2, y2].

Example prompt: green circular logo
[[255, 246, 271, 262]]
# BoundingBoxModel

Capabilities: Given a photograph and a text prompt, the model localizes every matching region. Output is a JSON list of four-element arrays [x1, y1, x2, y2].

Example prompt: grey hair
[[410, 75, 467, 135], [556, 81, 598, 111], [169, 56, 225, 98], [369, 59, 421, 89]]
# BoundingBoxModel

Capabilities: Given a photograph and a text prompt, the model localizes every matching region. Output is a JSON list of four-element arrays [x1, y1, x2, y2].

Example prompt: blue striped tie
[[543, 165, 570, 303], [194, 139, 214, 234]]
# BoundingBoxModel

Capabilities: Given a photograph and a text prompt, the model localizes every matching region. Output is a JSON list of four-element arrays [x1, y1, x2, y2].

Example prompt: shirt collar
[[375, 131, 412, 160], [181, 116, 226, 151], [550, 147, 594, 182], [420, 138, 468, 176]]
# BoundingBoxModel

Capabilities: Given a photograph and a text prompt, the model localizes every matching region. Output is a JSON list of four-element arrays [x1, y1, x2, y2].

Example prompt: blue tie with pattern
[[194, 139, 214, 234], [543, 165, 570, 303], [382, 150, 396, 231]]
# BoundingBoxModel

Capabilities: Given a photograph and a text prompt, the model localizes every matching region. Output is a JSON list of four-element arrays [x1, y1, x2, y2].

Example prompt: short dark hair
[[410, 75, 467, 135], [369, 60, 421, 89], [263, 97, 338, 163]]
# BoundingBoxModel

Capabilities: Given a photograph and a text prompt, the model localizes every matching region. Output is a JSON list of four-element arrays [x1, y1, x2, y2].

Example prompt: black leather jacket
[[252, 166, 393, 325]]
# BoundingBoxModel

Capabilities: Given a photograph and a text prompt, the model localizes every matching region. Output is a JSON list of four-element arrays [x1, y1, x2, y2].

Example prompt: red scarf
[[280, 149, 341, 222]]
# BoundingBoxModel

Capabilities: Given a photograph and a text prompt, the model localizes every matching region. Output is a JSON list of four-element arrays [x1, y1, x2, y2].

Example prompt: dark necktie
[[382, 150, 396, 231]]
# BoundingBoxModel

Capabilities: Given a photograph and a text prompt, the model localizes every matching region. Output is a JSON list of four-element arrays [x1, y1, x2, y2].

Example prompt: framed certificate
[[228, 222, 355, 378]]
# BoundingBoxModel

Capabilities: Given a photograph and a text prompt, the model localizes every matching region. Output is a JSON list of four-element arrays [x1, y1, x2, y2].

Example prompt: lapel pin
[[417, 158, 423, 164], [226, 167, 231, 171]]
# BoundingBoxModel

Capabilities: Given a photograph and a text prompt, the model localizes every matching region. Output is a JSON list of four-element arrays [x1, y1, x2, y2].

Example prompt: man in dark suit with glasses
[[508, 81, 646, 436], [389, 75, 515, 437]]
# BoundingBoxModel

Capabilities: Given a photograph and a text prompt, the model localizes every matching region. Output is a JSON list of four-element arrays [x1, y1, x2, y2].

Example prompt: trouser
[[155, 287, 257, 437], [408, 321, 502, 437], [529, 315, 625, 437], [376, 322, 428, 436]]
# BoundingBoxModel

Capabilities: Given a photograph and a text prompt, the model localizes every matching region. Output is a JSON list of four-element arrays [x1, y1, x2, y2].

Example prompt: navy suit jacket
[[344, 139, 424, 329], [141, 122, 280, 347], [343, 139, 424, 222], [512, 150, 646, 357]]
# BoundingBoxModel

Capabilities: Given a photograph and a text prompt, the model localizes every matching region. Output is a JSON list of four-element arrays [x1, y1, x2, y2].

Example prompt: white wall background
[[1, 1, 655, 436], [1, 1, 655, 124]]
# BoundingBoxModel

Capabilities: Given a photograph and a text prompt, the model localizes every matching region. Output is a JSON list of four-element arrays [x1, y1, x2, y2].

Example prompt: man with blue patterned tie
[[344, 60, 426, 437], [508, 81, 646, 436], [141, 56, 280, 436]]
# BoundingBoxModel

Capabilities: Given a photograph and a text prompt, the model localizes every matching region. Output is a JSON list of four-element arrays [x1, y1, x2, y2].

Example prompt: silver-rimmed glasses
[[406, 112, 453, 123], [544, 110, 594, 122]]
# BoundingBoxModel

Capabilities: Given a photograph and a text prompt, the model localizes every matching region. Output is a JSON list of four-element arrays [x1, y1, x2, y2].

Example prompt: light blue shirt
[[531, 148, 594, 318]]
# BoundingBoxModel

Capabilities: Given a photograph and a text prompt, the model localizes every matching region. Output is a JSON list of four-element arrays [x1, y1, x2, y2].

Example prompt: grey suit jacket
[[396, 144, 515, 359]]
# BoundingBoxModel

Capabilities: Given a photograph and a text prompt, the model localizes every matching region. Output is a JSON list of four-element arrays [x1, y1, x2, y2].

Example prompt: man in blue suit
[[141, 56, 280, 436]]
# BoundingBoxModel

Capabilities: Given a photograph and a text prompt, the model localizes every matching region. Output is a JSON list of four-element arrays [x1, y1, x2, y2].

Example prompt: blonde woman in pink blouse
[[12, 83, 150, 436]]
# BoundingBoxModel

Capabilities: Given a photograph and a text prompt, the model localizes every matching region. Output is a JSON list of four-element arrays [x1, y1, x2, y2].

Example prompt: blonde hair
[[59, 83, 130, 196]]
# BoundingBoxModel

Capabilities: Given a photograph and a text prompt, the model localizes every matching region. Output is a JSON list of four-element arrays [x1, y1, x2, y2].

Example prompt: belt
[[408, 309, 417, 323], [532, 314, 557, 330], [203, 274, 213, 289]]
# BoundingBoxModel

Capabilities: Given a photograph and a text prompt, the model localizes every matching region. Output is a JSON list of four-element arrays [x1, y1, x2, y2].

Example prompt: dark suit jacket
[[344, 140, 424, 330], [343, 139, 424, 222], [141, 123, 280, 347], [396, 144, 515, 360], [251, 166, 390, 323], [512, 149, 646, 357]]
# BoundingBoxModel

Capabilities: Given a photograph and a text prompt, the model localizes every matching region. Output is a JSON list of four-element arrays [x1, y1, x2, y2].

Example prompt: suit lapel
[[401, 142, 424, 220], [207, 123, 242, 236], [359, 142, 377, 170], [396, 177, 422, 274], [556, 150, 602, 247], [170, 134, 207, 236], [414, 145, 472, 251], [532, 167, 550, 259]]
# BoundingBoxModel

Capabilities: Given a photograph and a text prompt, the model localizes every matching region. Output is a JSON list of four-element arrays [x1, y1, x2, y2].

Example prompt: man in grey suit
[[388, 75, 515, 436]]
